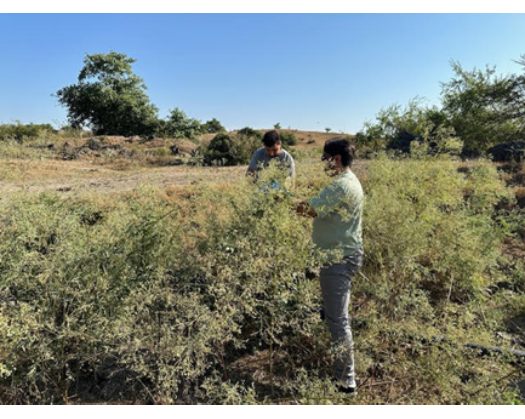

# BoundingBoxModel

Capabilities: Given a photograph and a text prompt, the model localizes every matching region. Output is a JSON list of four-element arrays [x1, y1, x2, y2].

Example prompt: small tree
[[203, 133, 239, 166], [442, 60, 525, 156], [56, 52, 159, 136], [273, 122, 281, 129], [357, 99, 455, 154], [161, 108, 202, 139], [201, 118, 226, 134], [325, 128, 332, 133]]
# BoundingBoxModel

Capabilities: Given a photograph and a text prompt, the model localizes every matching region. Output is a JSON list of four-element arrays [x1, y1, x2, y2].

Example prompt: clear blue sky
[[1, 14, 524, 133]]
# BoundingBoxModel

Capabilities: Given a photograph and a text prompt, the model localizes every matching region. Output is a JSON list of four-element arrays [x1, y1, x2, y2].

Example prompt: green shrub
[[0, 158, 520, 404], [0, 123, 56, 142], [158, 108, 202, 139], [280, 131, 298, 146], [203, 131, 260, 166], [363, 157, 509, 302], [0, 181, 322, 403], [237, 127, 261, 139], [201, 118, 226, 134]]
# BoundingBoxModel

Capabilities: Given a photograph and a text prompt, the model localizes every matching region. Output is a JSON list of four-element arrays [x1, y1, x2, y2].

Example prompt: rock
[[86, 137, 104, 151]]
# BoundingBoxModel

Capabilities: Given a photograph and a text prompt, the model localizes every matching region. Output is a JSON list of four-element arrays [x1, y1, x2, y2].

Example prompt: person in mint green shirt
[[298, 138, 364, 394]]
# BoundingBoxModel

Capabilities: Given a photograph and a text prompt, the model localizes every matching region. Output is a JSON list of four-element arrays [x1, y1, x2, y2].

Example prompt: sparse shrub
[[442, 60, 525, 156], [357, 100, 455, 156]]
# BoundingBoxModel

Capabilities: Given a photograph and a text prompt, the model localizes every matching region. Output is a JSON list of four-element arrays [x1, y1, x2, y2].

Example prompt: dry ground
[[0, 158, 372, 197], [0, 159, 248, 195], [0, 129, 341, 196]]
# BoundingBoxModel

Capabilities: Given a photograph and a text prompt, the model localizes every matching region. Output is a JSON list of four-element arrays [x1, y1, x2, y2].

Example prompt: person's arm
[[287, 155, 296, 188], [289, 155, 296, 178]]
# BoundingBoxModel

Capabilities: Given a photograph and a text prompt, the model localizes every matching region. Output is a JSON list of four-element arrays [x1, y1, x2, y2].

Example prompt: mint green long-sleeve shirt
[[309, 170, 364, 256]]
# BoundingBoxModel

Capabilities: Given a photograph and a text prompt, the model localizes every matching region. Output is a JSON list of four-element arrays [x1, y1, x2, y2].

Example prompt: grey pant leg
[[319, 253, 363, 386]]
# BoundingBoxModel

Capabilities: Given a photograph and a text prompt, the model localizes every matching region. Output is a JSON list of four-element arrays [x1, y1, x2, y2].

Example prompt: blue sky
[[1, 14, 524, 133]]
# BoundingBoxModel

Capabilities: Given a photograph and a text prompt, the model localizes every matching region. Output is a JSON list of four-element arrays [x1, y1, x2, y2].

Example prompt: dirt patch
[[0, 159, 246, 195]]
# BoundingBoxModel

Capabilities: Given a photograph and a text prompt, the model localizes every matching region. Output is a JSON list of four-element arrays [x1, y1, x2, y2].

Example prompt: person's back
[[246, 130, 296, 181]]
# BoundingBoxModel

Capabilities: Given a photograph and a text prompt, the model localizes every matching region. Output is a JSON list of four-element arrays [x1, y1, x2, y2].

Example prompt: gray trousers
[[319, 251, 363, 386]]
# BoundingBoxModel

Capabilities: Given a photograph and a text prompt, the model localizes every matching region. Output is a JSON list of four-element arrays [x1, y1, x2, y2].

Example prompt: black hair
[[323, 138, 356, 167], [262, 130, 281, 147]]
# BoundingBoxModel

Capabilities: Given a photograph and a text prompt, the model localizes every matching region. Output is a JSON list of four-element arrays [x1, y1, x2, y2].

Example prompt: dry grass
[[0, 158, 246, 195], [0, 130, 357, 196]]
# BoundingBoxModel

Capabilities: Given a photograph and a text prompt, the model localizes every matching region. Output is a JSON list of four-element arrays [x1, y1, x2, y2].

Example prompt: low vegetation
[[0, 156, 523, 404]]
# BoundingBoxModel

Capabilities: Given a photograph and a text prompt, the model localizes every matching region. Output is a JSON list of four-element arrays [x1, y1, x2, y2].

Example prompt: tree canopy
[[56, 52, 159, 136]]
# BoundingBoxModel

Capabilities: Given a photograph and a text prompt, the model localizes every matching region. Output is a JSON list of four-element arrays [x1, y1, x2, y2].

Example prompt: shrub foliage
[[0, 158, 522, 404]]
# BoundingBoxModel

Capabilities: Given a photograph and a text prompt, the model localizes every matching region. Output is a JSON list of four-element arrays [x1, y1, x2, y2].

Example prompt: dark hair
[[323, 138, 356, 167], [262, 130, 281, 147]]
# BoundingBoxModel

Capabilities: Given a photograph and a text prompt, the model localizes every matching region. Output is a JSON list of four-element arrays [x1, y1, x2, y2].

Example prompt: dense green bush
[[201, 118, 226, 134], [157, 108, 202, 139], [202, 129, 296, 166], [0, 159, 522, 404], [202, 133, 239, 166], [237, 127, 261, 139], [203, 131, 260, 166], [0, 123, 56, 142]]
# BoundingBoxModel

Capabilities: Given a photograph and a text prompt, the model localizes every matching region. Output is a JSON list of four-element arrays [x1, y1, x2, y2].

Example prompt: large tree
[[56, 52, 159, 136]]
